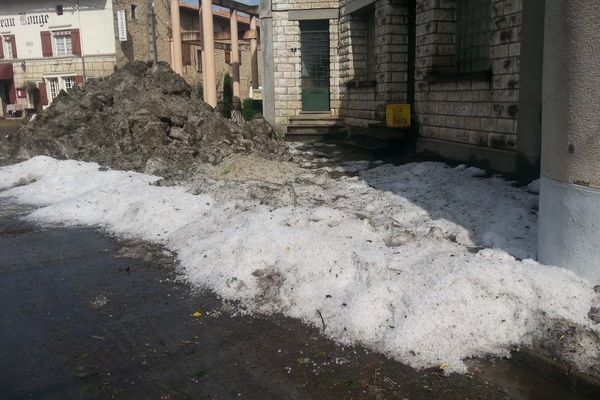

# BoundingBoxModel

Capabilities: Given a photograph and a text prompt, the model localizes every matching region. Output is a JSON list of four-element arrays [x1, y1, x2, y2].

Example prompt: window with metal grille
[[455, 0, 491, 73], [54, 31, 72, 56]]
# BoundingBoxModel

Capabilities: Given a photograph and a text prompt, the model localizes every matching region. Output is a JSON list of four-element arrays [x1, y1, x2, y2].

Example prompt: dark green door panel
[[302, 88, 330, 112], [300, 20, 330, 112]]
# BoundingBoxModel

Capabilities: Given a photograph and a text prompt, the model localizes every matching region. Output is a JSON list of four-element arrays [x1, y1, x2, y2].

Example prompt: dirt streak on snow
[[0, 156, 598, 373]]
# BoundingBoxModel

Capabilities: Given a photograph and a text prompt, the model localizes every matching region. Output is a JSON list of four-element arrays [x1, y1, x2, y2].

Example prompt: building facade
[[261, 0, 544, 175], [113, 1, 261, 101], [0, 0, 116, 116]]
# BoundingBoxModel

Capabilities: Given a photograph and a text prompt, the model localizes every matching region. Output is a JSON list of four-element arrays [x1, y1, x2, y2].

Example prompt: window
[[455, 0, 491, 73], [131, 4, 137, 19], [47, 77, 60, 100], [3, 37, 13, 59], [348, 6, 376, 83], [54, 31, 72, 56], [63, 76, 75, 90], [45, 76, 76, 102]]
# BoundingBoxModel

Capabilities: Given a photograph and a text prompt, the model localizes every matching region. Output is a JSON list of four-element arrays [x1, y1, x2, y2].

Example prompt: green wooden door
[[300, 20, 330, 112]]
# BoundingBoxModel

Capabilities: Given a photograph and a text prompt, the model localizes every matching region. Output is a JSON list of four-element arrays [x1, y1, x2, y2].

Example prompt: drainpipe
[[76, 1, 86, 81], [538, 0, 600, 283], [170, 0, 183, 74], [148, 1, 158, 62]]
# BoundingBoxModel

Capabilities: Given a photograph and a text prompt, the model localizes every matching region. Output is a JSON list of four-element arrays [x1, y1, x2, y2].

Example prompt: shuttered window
[[3, 37, 13, 59], [3, 36, 16, 59], [455, 0, 491, 73], [54, 31, 72, 56]]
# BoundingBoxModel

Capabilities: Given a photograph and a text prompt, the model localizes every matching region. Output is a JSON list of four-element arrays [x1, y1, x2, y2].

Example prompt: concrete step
[[288, 119, 345, 127], [287, 125, 348, 135], [289, 113, 336, 121], [342, 126, 409, 150]]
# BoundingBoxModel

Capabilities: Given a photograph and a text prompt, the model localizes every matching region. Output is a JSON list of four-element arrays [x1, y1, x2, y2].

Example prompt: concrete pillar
[[201, 0, 218, 107], [259, 0, 274, 125], [230, 9, 241, 109], [250, 16, 259, 90], [170, 0, 183, 75], [539, 0, 600, 283], [198, 6, 207, 87]]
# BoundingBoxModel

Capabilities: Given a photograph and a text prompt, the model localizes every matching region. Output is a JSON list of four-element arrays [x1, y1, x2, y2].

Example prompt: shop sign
[[0, 12, 51, 28], [117, 10, 127, 42]]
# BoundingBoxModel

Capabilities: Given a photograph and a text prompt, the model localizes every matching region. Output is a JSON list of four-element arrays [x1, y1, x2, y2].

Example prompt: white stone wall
[[0, 0, 116, 59]]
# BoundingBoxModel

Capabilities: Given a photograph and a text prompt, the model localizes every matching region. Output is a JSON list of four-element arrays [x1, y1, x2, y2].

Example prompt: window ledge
[[423, 70, 492, 82], [345, 79, 377, 88]]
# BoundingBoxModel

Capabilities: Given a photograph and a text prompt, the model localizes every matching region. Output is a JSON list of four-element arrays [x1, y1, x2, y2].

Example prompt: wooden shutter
[[225, 50, 231, 64], [5, 35, 17, 58], [74, 75, 84, 85], [39, 81, 48, 105], [0, 37, 4, 59], [182, 43, 191, 66], [71, 29, 81, 56], [41, 31, 53, 57]]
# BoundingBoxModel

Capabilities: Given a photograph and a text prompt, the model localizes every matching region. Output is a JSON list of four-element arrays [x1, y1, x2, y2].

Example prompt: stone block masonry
[[339, 0, 409, 127], [266, 0, 341, 131], [415, 0, 522, 153]]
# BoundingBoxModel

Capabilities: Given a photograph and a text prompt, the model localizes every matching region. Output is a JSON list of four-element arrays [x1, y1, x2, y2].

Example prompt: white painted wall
[[0, 0, 115, 59]]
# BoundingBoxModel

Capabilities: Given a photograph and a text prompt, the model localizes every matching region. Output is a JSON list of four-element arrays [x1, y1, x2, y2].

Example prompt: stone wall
[[339, 0, 409, 127], [113, 0, 172, 65], [415, 0, 522, 153], [11, 55, 116, 108], [267, 0, 341, 131]]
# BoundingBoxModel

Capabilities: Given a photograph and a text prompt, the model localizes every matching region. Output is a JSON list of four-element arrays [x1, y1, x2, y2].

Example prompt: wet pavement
[[0, 201, 514, 400]]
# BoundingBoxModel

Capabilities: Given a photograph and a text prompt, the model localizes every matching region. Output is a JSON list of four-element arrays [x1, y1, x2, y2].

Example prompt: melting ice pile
[[1, 156, 599, 374]]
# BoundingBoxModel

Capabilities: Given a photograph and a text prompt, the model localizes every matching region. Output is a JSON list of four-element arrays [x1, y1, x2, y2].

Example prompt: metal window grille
[[455, 0, 491, 73], [300, 20, 330, 88]]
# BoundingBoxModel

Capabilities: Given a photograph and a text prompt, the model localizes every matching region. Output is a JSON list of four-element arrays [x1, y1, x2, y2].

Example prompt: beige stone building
[[261, 0, 544, 176], [0, 0, 117, 115], [113, 1, 260, 100]]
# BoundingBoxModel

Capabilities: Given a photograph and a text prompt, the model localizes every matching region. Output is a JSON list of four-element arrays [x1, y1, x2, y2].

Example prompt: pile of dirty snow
[[1, 156, 600, 377], [0, 62, 286, 175]]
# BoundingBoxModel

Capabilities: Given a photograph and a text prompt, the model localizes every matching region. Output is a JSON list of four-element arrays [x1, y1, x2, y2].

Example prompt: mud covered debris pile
[[0, 61, 286, 175]]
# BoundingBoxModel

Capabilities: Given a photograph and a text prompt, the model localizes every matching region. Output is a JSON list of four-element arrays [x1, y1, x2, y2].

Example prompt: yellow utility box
[[386, 104, 411, 128]]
